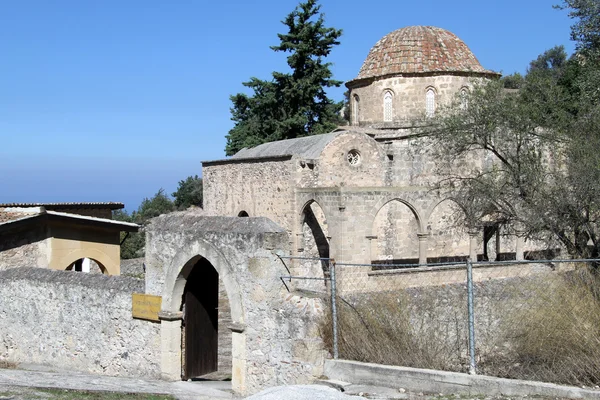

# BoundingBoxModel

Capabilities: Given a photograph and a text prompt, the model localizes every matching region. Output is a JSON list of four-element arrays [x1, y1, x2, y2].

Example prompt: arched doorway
[[155, 230, 250, 392], [181, 257, 231, 380]]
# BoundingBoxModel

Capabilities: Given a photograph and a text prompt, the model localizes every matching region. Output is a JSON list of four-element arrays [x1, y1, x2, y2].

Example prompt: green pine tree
[[225, 0, 343, 156]]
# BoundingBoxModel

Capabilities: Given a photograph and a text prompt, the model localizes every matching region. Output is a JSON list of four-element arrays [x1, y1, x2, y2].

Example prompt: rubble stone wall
[[0, 228, 49, 271], [203, 159, 296, 233], [0, 268, 160, 378]]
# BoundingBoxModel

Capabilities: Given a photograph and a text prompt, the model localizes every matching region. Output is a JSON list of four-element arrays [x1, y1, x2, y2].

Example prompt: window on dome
[[383, 91, 393, 122], [460, 88, 469, 109], [352, 95, 360, 125], [426, 88, 436, 117]]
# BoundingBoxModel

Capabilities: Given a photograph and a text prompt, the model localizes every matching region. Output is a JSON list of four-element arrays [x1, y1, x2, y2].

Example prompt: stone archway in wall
[[65, 257, 105, 274], [53, 248, 116, 275], [160, 239, 245, 390], [297, 200, 330, 291], [371, 199, 421, 266]]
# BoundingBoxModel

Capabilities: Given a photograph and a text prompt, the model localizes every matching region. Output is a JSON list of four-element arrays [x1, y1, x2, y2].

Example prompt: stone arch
[[162, 238, 244, 324], [160, 238, 245, 386], [299, 200, 329, 259], [369, 197, 424, 232], [65, 257, 104, 273], [370, 198, 422, 265], [426, 198, 471, 262], [237, 210, 249, 217], [297, 199, 330, 289], [53, 248, 115, 275], [457, 86, 470, 110]]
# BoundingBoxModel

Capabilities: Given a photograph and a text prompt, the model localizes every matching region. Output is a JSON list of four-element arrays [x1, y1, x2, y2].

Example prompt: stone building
[[0, 202, 138, 275], [347, 26, 500, 125], [202, 26, 530, 269], [0, 26, 560, 396], [145, 26, 548, 392]]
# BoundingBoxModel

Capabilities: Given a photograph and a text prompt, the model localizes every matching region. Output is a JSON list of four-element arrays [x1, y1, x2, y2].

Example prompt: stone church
[[1, 26, 560, 396], [202, 26, 534, 268]]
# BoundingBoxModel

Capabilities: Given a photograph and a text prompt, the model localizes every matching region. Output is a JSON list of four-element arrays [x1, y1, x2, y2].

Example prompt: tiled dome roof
[[350, 26, 499, 83]]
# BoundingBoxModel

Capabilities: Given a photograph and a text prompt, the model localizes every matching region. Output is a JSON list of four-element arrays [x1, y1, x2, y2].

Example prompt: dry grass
[[0, 359, 18, 369], [321, 268, 600, 387], [479, 269, 600, 386], [320, 290, 470, 372]]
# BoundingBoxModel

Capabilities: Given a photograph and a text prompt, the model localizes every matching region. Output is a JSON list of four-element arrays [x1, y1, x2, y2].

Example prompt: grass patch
[[0, 387, 176, 400], [37, 388, 175, 400], [0, 360, 18, 369]]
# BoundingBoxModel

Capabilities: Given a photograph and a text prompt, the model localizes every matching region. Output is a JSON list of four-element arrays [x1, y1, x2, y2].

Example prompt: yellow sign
[[132, 293, 162, 322]]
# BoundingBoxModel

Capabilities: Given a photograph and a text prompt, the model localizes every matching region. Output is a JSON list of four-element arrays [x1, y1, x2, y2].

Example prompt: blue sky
[[0, 0, 576, 211]]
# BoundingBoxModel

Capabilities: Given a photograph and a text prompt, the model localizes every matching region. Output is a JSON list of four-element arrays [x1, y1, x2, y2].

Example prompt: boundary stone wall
[[0, 268, 160, 378]]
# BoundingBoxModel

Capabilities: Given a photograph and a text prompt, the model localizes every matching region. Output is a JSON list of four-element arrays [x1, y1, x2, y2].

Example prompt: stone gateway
[[145, 212, 327, 394]]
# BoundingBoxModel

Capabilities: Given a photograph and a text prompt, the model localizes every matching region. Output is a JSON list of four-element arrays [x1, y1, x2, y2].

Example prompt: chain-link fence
[[280, 256, 600, 388]]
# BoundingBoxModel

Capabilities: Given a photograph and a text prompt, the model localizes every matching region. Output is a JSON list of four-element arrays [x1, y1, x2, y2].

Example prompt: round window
[[347, 150, 361, 166]]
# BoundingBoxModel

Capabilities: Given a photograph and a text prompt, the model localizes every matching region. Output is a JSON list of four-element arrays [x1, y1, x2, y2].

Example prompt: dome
[[349, 26, 499, 83]]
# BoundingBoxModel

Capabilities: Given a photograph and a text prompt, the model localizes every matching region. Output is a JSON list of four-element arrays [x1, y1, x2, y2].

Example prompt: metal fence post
[[330, 258, 339, 359], [466, 258, 477, 375]]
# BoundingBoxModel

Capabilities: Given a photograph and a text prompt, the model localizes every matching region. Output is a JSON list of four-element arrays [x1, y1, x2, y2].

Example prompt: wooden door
[[183, 260, 219, 379]]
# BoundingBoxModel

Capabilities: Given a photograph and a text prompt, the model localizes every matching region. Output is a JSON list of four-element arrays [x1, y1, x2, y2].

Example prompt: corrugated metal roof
[[0, 207, 138, 231]]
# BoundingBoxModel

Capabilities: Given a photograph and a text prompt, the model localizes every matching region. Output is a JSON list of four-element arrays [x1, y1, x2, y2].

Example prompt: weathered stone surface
[[0, 267, 160, 378], [145, 214, 328, 395], [0, 228, 49, 271], [244, 385, 363, 400], [120, 257, 145, 278]]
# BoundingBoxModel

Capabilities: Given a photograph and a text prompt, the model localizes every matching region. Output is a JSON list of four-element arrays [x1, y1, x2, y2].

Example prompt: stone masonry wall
[[120, 257, 145, 278], [203, 160, 296, 233], [0, 268, 160, 378], [296, 132, 387, 189], [351, 74, 481, 124], [0, 228, 49, 271]]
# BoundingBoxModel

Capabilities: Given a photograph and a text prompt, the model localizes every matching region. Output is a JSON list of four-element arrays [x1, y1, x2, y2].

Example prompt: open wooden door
[[183, 259, 219, 379]]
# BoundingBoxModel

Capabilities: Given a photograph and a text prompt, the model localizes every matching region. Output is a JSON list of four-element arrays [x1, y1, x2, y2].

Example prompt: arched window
[[459, 87, 469, 109], [425, 88, 436, 117], [352, 95, 360, 125], [383, 91, 393, 122]]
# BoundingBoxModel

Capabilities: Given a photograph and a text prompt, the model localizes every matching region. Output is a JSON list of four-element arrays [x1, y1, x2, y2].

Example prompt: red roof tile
[[351, 26, 499, 83], [0, 209, 36, 224]]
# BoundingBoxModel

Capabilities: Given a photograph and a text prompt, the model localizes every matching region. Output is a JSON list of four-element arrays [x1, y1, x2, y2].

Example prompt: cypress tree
[[225, 0, 343, 156]]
